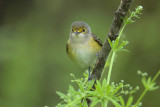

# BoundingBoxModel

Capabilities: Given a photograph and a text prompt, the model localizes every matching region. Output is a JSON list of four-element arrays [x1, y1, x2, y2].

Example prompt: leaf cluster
[[138, 70, 160, 91], [56, 70, 160, 107], [108, 38, 129, 52], [56, 5, 160, 107], [124, 6, 143, 25]]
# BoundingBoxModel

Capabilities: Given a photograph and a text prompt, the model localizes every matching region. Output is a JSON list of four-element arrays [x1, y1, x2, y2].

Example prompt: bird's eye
[[82, 29, 85, 32], [72, 29, 74, 32]]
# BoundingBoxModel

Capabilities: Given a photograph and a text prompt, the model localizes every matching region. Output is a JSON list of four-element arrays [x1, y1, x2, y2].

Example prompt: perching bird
[[66, 21, 102, 76]]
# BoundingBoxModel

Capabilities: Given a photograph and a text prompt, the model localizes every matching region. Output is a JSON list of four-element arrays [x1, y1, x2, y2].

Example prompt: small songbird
[[66, 21, 102, 75]]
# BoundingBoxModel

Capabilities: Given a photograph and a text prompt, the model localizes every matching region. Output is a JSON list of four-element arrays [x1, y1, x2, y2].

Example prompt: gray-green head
[[70, 21, 91, 42], [70, 21, 91, 36]]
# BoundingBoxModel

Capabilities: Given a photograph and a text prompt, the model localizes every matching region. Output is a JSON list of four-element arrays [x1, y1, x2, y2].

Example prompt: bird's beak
[[74, 31, 80, 35]]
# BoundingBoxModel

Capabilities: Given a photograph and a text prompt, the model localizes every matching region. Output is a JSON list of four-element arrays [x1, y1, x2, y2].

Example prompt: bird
[[66, 21, 102, 76]]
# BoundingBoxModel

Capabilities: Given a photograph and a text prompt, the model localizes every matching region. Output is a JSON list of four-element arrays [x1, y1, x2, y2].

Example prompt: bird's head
[[70, 21, 91, 42]]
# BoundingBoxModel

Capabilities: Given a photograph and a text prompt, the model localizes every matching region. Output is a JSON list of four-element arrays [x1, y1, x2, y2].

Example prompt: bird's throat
[[70, 34, 90, 44]]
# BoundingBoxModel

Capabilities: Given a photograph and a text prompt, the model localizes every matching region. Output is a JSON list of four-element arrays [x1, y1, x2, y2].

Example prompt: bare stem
[[107, 51, 116, 85]]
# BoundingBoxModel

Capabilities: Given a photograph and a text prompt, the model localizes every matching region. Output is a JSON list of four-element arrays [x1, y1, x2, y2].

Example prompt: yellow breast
[[67, 36, 102, 69]]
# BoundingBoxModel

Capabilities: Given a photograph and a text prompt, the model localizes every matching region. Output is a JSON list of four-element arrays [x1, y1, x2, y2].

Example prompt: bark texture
[[88, 0, 133, 81]]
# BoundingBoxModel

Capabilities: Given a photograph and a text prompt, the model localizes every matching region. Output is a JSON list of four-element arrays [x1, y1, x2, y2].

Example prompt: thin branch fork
[[86, 0, 133, 106], [88, 0, 133, 84]]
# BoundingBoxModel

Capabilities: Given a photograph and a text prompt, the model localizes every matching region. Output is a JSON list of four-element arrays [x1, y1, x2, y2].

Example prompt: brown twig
[[89, 0, 132, 82], [87, 0, 133, 105]]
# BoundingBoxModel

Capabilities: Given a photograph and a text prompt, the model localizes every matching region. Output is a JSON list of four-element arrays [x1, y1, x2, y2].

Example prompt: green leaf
[[106, 85, 111, 96], [141, 77, 147, 88], [118, 49, 130, 52], [102, 79, 107, 89], [87, 80, 95, 91], [134, 14, 140, 18], [149, 86, 159, 91], [114, 39, 119, 49], [90, 98, 102, 107], [56, 91, 68, 99], [117, 41, 128, 50], [68, 85, 77, 99], [147, 77, 151, 86], [96, 80, 103, 96], [110, 99, 121, 107], [119, 96, 125, 107], [77, 80, 84, 92], [124, 17, 128, 25], [83, 99, 88, 107], [127, 18, 135, 24], [148, 82, 158, 91], [56, 104, 67, 107], [102, 79, 107, 95], [108, 38, 113, 49], [69, 85, 75, 92], [126, 96, 133, 107], [111, 84, 122, 96]]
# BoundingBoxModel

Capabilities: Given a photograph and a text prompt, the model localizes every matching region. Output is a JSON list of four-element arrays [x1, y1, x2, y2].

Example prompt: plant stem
[[102, 100, 108, 107], [106, 24, 126, 85], [134, 70, 160, 106], [134, 88, 148, 106], [151, 70, 160, 82], [105, 101, 108, 107], [118, 25, 126, 40], [107, 51, 116, 85]]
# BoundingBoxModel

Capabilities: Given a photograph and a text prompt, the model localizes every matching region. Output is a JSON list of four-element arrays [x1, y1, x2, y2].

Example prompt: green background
[[0, 0, 159, 107]]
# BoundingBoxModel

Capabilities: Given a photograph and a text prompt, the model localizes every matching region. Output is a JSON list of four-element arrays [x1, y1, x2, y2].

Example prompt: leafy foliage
[[56, 70, 160, 107], [124, 6, 143, 25], [56, 6, 160, 107], [108, 38, 129, 52]]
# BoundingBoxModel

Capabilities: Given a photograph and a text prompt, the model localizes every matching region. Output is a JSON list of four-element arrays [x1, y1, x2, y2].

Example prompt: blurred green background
[[0, 0, 160, 107]]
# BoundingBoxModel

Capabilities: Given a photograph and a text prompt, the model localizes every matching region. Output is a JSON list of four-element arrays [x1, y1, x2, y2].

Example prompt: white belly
[[72, 43, 97, 69]]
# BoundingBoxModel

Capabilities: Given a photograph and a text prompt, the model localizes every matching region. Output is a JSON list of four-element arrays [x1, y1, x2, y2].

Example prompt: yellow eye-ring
[[82, 28, 86, 32]]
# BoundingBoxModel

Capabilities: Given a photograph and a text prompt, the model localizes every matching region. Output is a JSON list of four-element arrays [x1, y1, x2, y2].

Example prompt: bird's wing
[[91, 33, 103, 47], [66, 43, 69, 54]]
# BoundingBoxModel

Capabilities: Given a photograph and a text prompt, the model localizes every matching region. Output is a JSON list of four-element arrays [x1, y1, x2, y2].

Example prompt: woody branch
[[88, 0, 133, 84]]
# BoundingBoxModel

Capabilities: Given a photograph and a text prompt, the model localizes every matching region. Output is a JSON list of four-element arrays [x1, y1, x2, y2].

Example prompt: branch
[[86, 0, 133, 105], [88, 0, 133, 81]]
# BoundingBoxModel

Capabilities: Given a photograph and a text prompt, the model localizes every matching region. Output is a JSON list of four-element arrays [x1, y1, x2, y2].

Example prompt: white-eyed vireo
[[66, 21, 102, 75]]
